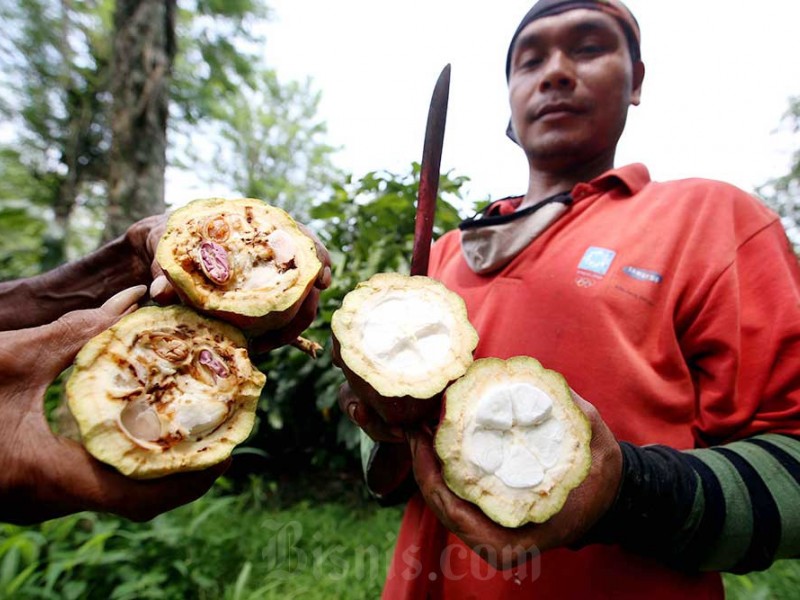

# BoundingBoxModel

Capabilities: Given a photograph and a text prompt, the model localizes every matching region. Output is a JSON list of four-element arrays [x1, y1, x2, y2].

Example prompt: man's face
[[507, 9, 644, 170]]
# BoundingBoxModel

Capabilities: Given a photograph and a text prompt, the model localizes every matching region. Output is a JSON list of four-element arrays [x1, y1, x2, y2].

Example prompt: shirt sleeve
[[582, 216, 800, 572], [679, 219, 800, 445]]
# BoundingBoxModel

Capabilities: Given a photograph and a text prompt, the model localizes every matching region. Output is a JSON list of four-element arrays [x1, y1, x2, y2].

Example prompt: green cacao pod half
[[331, 273, 478, 425], [156, 198, 322, 334], [435, 356, 591, 527], [66, 306, 265, 479]]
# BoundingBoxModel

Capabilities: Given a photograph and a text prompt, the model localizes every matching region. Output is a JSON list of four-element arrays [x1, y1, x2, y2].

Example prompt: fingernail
[[406, 429, 417, 452], [102, 285, 147, 314], [150, 275, 169, 299]]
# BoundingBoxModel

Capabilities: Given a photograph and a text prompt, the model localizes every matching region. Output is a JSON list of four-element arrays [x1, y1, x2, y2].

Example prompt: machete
[[410, 64, 451, 277]]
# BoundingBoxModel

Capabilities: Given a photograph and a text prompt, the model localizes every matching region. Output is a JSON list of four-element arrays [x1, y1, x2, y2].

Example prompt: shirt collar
[[483, 163, 651, 215], [583, 163, 651, 197]]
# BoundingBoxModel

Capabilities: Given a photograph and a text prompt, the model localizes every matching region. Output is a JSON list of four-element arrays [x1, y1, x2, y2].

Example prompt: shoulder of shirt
[[645, 176, 778, 220], [604, 164, 778, 225]]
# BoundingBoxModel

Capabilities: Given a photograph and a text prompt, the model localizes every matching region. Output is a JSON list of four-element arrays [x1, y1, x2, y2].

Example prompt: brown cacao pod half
[[66, 305, 266, 479], [156, 198, 322, 334]]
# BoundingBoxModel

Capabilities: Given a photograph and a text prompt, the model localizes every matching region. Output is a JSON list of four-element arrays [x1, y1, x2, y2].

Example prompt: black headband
[[505, 0, 641, 80]]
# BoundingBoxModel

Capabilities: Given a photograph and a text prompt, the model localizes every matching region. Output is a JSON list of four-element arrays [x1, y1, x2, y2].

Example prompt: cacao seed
[[203, 216, 230, 242], [199, 241, 231, 285], [149, 333, 190, 362], [198, 349, 230, 379]]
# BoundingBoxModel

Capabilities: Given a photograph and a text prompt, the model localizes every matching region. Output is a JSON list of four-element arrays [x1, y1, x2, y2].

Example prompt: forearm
[[0, 232, 151, 330], [582, 434, 800, 573]]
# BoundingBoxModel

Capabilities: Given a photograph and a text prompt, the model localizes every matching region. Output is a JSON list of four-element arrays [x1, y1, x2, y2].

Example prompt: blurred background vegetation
[[0, 1, 798, 598]]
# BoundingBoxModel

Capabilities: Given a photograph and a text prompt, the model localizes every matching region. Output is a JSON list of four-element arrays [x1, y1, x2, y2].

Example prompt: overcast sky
[[169, 1, 800, 209]]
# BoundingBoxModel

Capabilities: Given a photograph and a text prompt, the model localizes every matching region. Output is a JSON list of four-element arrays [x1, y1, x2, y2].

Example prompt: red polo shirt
[[382, 164, 800, 599]]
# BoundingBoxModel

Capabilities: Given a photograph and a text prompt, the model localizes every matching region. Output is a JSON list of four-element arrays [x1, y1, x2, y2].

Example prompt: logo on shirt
[[578, 247, 616, 275], [623, 266, 663, 284], [575, 246, 616, 288]]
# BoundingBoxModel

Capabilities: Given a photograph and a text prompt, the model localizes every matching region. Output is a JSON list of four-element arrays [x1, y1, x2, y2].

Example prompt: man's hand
[[124, 213, 176, 305], [407, 392, 623, 570], [337, 381, 406, 444], [0, 285, 227, 525]]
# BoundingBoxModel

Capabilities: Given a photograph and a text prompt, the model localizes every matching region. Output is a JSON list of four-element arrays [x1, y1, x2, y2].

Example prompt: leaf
[[231, 561, 252, 600], [186, 496, 237, 537]]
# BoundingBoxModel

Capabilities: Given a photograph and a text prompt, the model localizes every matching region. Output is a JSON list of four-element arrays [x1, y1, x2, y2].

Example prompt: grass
[[0, 475, 402, 600], [1, 474, 798, 599]]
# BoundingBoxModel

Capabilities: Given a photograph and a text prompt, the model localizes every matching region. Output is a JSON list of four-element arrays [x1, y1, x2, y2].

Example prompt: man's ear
[[631, 60, 645, 106]]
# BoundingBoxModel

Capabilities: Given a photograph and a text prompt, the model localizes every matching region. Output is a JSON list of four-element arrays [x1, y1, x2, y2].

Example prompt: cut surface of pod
[[156, 198, 322, 333], [66, 306, 266, 479], [434, 357, 592, 528], [331, 273, 478, 424]]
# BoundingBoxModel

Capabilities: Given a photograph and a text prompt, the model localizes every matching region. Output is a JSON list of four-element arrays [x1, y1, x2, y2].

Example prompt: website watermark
[[258, 519, 540, 586]]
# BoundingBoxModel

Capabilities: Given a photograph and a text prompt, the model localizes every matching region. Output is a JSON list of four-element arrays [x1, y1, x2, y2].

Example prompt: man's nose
[[539, 51, 576, 92]]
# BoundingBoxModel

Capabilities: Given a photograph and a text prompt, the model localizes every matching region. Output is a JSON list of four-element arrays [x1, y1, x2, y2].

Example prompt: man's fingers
[[407, 428, 451, 514], [104, 459, 230, 522], [407, 427, 478, 536], [19, 436, 227, 524], [249, 288, 320, 356], [338, 382, 404, 443], [296, 223, 331, 290], [32, 285, 147, 381], [406, 427, 534, 569], [149, 274, 178, 305]]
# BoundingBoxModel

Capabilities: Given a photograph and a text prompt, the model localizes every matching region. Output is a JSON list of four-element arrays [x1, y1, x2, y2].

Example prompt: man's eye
[[517, 52, 543, 69], [575, 44, 605, 56]]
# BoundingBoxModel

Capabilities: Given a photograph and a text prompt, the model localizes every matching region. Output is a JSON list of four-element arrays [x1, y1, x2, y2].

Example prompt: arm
[[337, 379, 414, 504], [408, 417, 800, 573], [0, 215, 166, 331], [582, 434, 800, 572], [409, 215, 800, 572], [0, 286, 225, 524]]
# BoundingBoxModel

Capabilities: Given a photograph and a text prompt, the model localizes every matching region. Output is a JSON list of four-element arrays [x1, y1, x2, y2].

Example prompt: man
[[0, 214, 330, 524], [338, 1, 800, 598]]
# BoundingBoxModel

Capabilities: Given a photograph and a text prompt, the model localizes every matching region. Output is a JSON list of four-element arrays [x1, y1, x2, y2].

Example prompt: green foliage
[[0, 0, 113, 270], [186, 70, 341, 222], [0, 480, 402, 600], [312, 165, 467, 283], [723, 560, 800, 600], [244, 166, 472, 471], [172, 0, 270, 126], [757, 95, 800, 255], [0, 477, 797, 599], [0, 0, 336, 274]]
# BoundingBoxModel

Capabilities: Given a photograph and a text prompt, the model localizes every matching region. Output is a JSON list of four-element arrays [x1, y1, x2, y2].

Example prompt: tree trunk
[[105, 0, 175, 240]]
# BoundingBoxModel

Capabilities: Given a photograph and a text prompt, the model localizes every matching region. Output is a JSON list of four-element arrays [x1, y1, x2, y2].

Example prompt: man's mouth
[[534, 102, 583, 120]]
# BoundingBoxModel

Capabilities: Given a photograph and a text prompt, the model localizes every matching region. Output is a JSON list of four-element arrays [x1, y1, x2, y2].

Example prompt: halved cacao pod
[[435, 356, 591, 527], [66, 305, 265, 479], [332, 273, 478, 425], [156, 198, 322, 334]]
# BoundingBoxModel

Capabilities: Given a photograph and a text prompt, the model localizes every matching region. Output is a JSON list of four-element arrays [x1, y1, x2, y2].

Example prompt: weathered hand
[[407, 392, 622, 569], [123, 213, 177, 305], [0, 286, 227, 525], [336, 381, 406, 444]]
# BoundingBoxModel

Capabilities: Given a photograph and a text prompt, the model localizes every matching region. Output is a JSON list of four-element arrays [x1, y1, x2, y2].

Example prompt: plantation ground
[[1, 473, 798, 599]]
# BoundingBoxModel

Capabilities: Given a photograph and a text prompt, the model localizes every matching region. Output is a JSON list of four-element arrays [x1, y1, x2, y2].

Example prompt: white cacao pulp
[[332, 273, 478, 401], [435, 357, 591, 527]]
